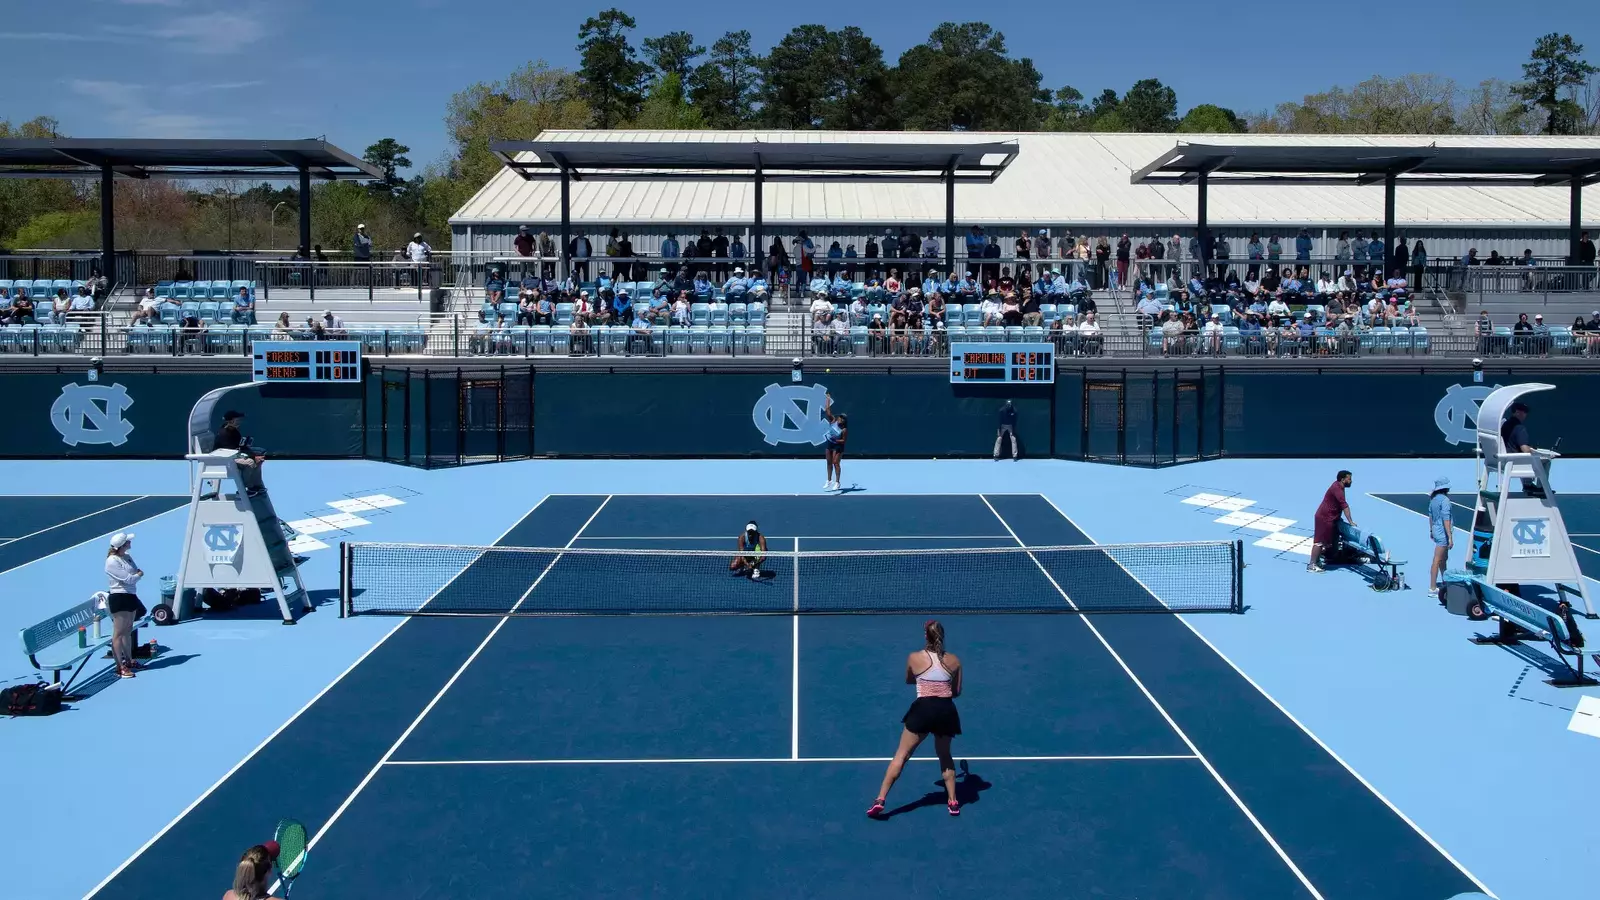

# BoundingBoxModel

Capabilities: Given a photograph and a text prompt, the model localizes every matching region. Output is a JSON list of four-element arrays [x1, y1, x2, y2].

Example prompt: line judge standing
[[993, 400, 1019, 460], [104, 532, 146, 679]]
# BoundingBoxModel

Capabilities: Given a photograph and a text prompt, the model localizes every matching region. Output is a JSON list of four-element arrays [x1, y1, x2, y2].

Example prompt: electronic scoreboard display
[[251, 341, 363, 383], [949, 343, 1054, 384]]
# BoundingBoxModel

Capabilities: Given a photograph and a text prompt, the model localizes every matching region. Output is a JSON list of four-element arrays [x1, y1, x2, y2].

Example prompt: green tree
[[1118, 79, 1178, 132], [824, 26, 895, 129], [1041, 86, 1089, 131], [363, 138, 413, 195], [1177, 104, 1245, 133], [577, 9, 648, 127], [1514, 33, 1596, 134], [892, 23, 1046, 131], [689, 30, 760, 128], [1262, 75, 1459, 133], [0, 116, 79, 248], [632, 74, 706, 129], [642, 31, 703, 90], [760, 25, 840, 128]]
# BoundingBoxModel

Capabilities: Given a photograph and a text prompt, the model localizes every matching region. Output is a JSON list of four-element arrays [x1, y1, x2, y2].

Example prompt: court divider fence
[[3, 358, 1600, 465]]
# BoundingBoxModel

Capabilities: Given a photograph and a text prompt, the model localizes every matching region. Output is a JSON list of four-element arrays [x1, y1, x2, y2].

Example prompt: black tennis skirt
[[902, 696, 961, 736], [107, 592, 143, 615]]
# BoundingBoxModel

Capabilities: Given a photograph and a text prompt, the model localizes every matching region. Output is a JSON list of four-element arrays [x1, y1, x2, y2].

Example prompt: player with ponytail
[[867, 619, 964, 817]]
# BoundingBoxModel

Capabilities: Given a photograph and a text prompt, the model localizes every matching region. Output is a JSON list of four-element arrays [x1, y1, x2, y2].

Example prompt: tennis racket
[[273, 818, 309, 897]]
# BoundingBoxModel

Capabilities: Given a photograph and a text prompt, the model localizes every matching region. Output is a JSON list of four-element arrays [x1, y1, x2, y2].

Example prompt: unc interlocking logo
[[204, 524, 244, 567], [752, 383, 831, 446], [1510, 517, 1550, 558], [1432, 383, 1499, 446], [49, 383, 134, 447]]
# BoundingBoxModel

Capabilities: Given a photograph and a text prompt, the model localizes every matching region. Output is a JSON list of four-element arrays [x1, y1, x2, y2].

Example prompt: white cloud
[[0, 32, 127, 42], [105, 9, 267, 53], [70, 79, 231, 138], [169, 80, 266, 95]]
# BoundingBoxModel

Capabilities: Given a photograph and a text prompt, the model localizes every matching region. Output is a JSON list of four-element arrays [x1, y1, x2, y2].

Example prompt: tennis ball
[[825, 368, 831, 373]]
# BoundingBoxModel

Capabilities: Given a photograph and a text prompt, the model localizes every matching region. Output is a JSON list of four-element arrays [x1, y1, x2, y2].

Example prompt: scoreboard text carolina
[[949, 343, 1054, 384], [251, 341, 363, 383]]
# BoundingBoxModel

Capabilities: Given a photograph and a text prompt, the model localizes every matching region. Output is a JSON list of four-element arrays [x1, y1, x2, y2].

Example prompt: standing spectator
[[767, 236, 789, 280], [1167, 233, 1183, 274], [1012, 230, 1031, 273], [538, 231, 556, 277], [1033, 229, 1051, 262], [513, 225, 535, 257], [964, 226, 984, 265], [1411, 239, 1427, 288], [1426, 477, 1453, 598], [1266, 234, 1283, 269], [1114, 234, 1131, 289], [1335, 230, 1351, 266], [1351, 232, 1369, 281], [660, 233, 681, 277], [1367, 234, 1385, 273], [352, 223, 372, 262], [1309, 470, 1354, 573], [921, 233, 940, 260], [1213, 234, 1230, 280], [994, 400, 1019, 460], [406, 232, 431, 263], [1093, 237, 1111, 289], [1475, 309, 1495, 354], [1147, 235, 1166, 283], [570, 232, 592, 281], [617, 233, 637, 281], [1392, 235, 1409, 276], [881, 227, 900, 263], [1246, 233, 1263, 281], [793, 230, 815, 280], [1577, 230, 1596, 287], [104, 533, 145, 679], [983, 236, 1001, 285], [1295, 228, 1313, 262], [901, 228, 920, 261], [712, 227, 730, 278], [1057, 230, 1074, 262], [729, 234, 746, 272]]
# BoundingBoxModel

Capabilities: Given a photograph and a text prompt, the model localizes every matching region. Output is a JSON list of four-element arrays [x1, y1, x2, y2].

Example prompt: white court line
[[978, 495, 1326, 900], [1036, 494, 1496, 899], [297, 495, 614, 872], [4, 495, 149, 544], [383, 755, 1201, 766], [544, 492, 1044, 497], [87, 496, 557, 900], [6, 499, 190, 578], [571, 534, 1014, 541], [792, 536, 801, 761]]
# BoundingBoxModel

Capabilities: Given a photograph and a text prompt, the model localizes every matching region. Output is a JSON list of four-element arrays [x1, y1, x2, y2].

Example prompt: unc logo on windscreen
[[752, 383, 831, 446]]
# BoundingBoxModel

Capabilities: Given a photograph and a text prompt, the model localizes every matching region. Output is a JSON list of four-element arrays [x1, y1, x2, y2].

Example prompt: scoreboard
[[949, 343, 1054, 384], [251, 341, 363, 383]]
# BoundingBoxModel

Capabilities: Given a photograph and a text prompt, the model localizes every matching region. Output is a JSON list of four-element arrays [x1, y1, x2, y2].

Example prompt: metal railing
[[252, 260, 438, 302]]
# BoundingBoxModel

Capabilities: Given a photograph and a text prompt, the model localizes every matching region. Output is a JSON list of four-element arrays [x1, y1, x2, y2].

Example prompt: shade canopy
[[0, 138, 383, 181], [1131, 142, 1600, 187]]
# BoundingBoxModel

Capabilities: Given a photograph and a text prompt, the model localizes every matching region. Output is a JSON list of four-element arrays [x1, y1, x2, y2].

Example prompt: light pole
[[270, 201, 289, 251]]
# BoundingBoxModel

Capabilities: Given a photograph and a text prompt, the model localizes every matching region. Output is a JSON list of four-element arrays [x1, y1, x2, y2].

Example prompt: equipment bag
[[1, 682, 63, 716]]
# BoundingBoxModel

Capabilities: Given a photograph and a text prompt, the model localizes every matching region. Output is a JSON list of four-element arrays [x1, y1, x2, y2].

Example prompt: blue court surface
[[6, 458, 1599, 899]]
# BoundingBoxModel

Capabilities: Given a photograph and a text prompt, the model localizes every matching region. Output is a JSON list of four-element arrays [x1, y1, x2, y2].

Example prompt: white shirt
[[980, 298, 1001, 318], [106, 554, 142, 594], [1078, 319, 1101, 335], [139, 292, 160, 310], [406, 240, 431, 262], [70, 295, 95, 311], [323, 315, 346, 329], [1202, 321, 1223, 336], [1316, 279, 1337, 294], [1267, 299, 1289, 316], [831, 318, 848, 337], [810, 297, 832, 318]]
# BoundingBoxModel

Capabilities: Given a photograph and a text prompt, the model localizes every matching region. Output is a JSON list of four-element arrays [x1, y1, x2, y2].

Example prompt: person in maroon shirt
[[1309, 470, 1355, 573]]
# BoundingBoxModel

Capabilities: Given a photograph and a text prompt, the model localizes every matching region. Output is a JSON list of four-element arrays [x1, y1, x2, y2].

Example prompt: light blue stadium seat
[[984, 326, 1004, 342], [1370, 326, 1392, 353], [1222, 326, 1241, 353], [1410, 326, 1430, 353], [688, 325, 710, 353], [196, 301, 221, 323], [156, 280, 174, 293], [70, 280, 87, 294], [1004, 326, 1025, 342], [1022, 325, 1046, 341], [1147, 329, 1163, 351], [1038, 303, 1057, 324], [606, 325, 631, 355], [744, 325, 765, 354], [1551, 326, 1573, 353], [154, 304, 177, 326], [52, 279, 72, 295], [1154, 283, 1170, 300], [498, 302, 519, 321], [33, 279, 55, 299], [0, 279, 13, 293], [726, 302, 747, 325], [33, 307, 53, 325], [524, 325, 549, 354], [866, 303, 887, 322], [555, 303, 575, 326], [690, 303, 710, 326], [232, 280, 254, 294], [746, 304, 766, 327], [946, 325, 967, 343], [667, 326, 690, 354], [709, 303, 728, 327], [706, 326, 729, 354]]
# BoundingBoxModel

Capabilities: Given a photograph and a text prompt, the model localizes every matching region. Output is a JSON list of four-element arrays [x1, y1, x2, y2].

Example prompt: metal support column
[[1196, 172, 1209, 277], [559, 168, 571, 282], [297, 167, 312, 258], [1383, 173, 1397, 278], [1571, 176, 1584, 266], [99, 164, 115, 283], [752, 160, 764, 280], [944, 161, 956, 274]]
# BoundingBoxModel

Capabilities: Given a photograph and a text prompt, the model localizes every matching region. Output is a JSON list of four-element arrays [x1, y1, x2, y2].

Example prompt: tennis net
[[339, 540, 1243, 617]]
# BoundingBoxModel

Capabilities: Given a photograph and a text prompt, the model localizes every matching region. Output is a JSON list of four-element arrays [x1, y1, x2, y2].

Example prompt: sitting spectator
[[485, 268, 505, 305], [1512, 312, 1534, 354], [1326, 295, 1345, 319], [1077, 310, 1102, 355], [572, 290, 593, 324], [570, 312, 592, 353], [812, 310, 834, 355], [69, 287, 96, 314], [888, 309, 911, 354], [535, 292, 556, 326], [904, 287, 925, 318], [1159, 311, 1186, 355], [1239, 314, 1264, 354], [1246, 295, 1267, 317], [810, 292, 833, 323], [1266, 296, 1289, 319], [927, 292, 946, 327], [1385, 269, 1408, 294], [671, 293, 691, 327], [1135, 293, 1164, 323], [884, 269, 902, 299], [955, 272, 979, 301], [979, 291, 1003, 326], [830, 270, 852, 301], [1000, 291, 1022, 326], [921, 233, 940, 259], [515, 290, 538, 326], [693, 271, 713, 300], [1316, 271, 1337, 295], [1201, 314, 1224, 354], [232, 286, 256, 325], [320, 310, 346, 338], [1296, 312, 1317, 350], [847, 294, 867, 325], [1576, 314, 1600, 355], [138, 287, 160, 312], [9, 291, 36, 324], [629, 305, 654, 354], [1394, 303, 1419, 328], [1530, 313, 1549, 356], [1020, 289, 1041, 327], [831, 309, 850, 352], [611, 289, 632, 325], [724, 267, 749, 300]]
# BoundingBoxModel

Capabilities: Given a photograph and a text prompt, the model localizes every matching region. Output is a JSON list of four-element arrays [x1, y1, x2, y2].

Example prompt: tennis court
[[91, 492, 1479, 900]]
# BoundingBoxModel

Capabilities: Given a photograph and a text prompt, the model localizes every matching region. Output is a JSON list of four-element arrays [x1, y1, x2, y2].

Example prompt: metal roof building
[[450, 131, 1600, 262]]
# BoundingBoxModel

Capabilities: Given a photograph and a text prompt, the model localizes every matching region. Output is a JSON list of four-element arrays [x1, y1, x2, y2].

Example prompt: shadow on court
[[875, 762, 993, 819]]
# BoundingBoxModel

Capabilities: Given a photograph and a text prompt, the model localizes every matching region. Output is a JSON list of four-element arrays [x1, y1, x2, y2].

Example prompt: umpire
[[216, 410, 266, 496], [994, 400, 1019, 460]]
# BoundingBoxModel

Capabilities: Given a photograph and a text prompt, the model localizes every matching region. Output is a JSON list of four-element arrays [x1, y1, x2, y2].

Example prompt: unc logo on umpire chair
[[204, 523, 245, 567], [49, 382, 135, 447], [752, 383, 831, 446]]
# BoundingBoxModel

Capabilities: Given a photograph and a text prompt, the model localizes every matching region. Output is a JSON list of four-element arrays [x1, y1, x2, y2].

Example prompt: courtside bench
[[1444, 571, 1599, 687], [19, 595, 151, 692], [1332, 519, 1405, 591]]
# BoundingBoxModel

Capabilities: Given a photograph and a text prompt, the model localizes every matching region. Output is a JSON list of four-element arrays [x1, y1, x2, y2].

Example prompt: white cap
[[745, 521, 758, 532], [357, 223, 366, 229], [109, 532, 134, 549]]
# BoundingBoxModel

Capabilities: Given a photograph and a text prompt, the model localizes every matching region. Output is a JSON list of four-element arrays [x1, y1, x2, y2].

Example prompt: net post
[[1232, 539, 1244, 613], [339, 541, 351, 618]]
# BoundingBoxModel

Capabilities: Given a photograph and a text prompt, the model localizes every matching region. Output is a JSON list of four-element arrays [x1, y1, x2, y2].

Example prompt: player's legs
[[934, 735, 958, 805], [1429, 544, 1448, 595], [871, 728, 925, 812]]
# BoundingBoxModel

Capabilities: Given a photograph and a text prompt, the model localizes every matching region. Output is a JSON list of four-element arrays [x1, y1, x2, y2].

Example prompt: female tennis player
[[823, 394, 847, 491], [867, 619, 963, 818], [223, 843, 283, 900], [729, 520, 768, 579]]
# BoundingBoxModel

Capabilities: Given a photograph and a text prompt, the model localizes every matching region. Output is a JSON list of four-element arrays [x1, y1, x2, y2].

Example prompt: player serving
[[823, 394, 848, 492], [729, 521, 769, 580]]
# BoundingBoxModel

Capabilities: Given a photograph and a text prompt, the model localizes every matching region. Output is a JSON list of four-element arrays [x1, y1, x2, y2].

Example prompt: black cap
[[223, 410, 245, 420], [1509, 402, 1529, 414]]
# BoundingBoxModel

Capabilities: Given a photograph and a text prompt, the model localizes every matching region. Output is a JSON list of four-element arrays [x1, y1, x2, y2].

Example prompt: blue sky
[[3, 0, 1595, 179]]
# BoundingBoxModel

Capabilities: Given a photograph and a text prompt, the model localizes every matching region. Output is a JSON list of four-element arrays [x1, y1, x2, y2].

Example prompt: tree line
[[2, 18, 1595, 255]]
